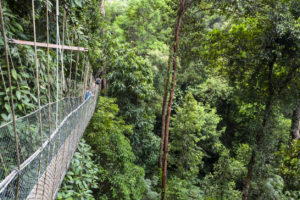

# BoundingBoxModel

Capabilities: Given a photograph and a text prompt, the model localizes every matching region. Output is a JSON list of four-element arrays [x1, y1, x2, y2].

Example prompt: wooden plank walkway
[[26, 86, 98, 200]]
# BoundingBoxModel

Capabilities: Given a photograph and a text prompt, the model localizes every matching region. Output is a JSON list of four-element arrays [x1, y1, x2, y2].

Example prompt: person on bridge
[[96, 77, 100, 85], [85, 89, 92, 100]]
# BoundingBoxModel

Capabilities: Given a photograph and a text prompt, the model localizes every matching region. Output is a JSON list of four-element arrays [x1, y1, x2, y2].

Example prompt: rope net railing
[[0, 0, 99, 198], [0, 92, 98, 200]]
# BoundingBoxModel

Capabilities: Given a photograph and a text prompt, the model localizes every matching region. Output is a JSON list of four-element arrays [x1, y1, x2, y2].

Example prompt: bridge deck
[[0, 87, 98, 200]]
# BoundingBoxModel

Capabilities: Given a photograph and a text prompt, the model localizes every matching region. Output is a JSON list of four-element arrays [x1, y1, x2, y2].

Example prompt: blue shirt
[[85, 90, 91, 100]]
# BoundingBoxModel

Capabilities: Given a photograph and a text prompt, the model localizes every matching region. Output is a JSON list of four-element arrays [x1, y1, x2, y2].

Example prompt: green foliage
[[86, 97, 146, 200], [95, 34, 160, 171], [109, 0, 173, 54], [0, 0, 96, 122], [202, 148, 245, 200], [189, 76, 233, 106], [167, 177, 203, 200], [278, 140, 300, 192], [257, 175, 286, 200], [196, 1, 300, 198], [2, 0, 300, 199], [57, 139, 99, 200], [169, 93, 223, 179], [142, 177, 160, 200], [0, 0, 100, 184], [167, 94, 247, 200]]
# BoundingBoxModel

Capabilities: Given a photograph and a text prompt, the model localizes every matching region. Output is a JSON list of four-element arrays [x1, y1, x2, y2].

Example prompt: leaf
[[29, 93, 38, 102], [4, 103, 10, 112], [6, 86, 16, 92], [24, 101, 35, 108], [12, 68, 17, 80], [18, 104, 23, 111], [13, 22, 23, 32], [16, 91, 21, 100], [20, 85, 30, 90], [22, 72, 29, 78], [74, 0, 82, 7], [1, 113, 8, 121]]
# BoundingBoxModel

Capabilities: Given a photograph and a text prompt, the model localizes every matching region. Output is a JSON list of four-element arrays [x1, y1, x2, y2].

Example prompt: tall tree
[[159, 50, 171, 168], [290, 102, 300, 141], [99, 0, 107, 94], [197, 1, 300, 198], [86, 97, 146, 200], [161, 0, 186, 199]]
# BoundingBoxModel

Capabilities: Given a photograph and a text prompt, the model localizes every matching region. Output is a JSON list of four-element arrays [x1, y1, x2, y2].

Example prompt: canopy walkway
[[0, 0, 99, 199], [0, 94, 98, 200]]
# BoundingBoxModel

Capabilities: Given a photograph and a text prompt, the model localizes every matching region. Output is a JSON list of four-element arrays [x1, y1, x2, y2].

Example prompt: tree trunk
[[100, 0, 105, 16], [100, 0, 107, 94], [242, 58, 275, 200], [159, 49, 172, 168], [242, 108, 271, 200], [161, 1, 185, 199], [242, 151, 255, 200], [290, 102, 300, 141]]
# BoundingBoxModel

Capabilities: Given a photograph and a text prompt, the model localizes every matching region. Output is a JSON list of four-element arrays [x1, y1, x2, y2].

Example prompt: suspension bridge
[[0, 0, 99, 199], [0, 96, 98, 200]]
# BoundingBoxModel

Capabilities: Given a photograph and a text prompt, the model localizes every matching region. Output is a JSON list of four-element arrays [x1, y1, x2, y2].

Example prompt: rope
[[66, 24, 74, 96], [7, 46, 34, 152], [61, 8, 66, 91], [7, 45, 31, 164], [83, 57, 89, 95], [31, 0, 44, 198], [9, 44, 39, 143], [0, 1, 21, 199], [74, 35, 80, 97], [0, 1, 94, 198], [64, 15, 74, 173], [8, 40, 36, 165], [69, 32, 74, 95], [55, 1, 60, 129], [57, 7, 69, 191], [51, 0, 62, 198], [0, 96, 97, 199], [41, 0, 52, 199], [80, 52, 86, 99]]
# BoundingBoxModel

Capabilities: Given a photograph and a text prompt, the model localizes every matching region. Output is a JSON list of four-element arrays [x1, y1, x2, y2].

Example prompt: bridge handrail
[[0, 92, 98, 199], [0, 97, 81, 129]]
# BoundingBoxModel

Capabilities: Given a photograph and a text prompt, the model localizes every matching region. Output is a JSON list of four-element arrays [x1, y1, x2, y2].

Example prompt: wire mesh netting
[[0, 92, 98, 200]]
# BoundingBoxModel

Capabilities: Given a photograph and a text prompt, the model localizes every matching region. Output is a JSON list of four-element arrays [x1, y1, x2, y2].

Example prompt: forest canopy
[[0, 0, 299, 200]]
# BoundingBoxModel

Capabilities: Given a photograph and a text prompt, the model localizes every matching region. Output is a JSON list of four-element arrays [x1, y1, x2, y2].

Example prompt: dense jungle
[[0, 0, 299, 199]]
